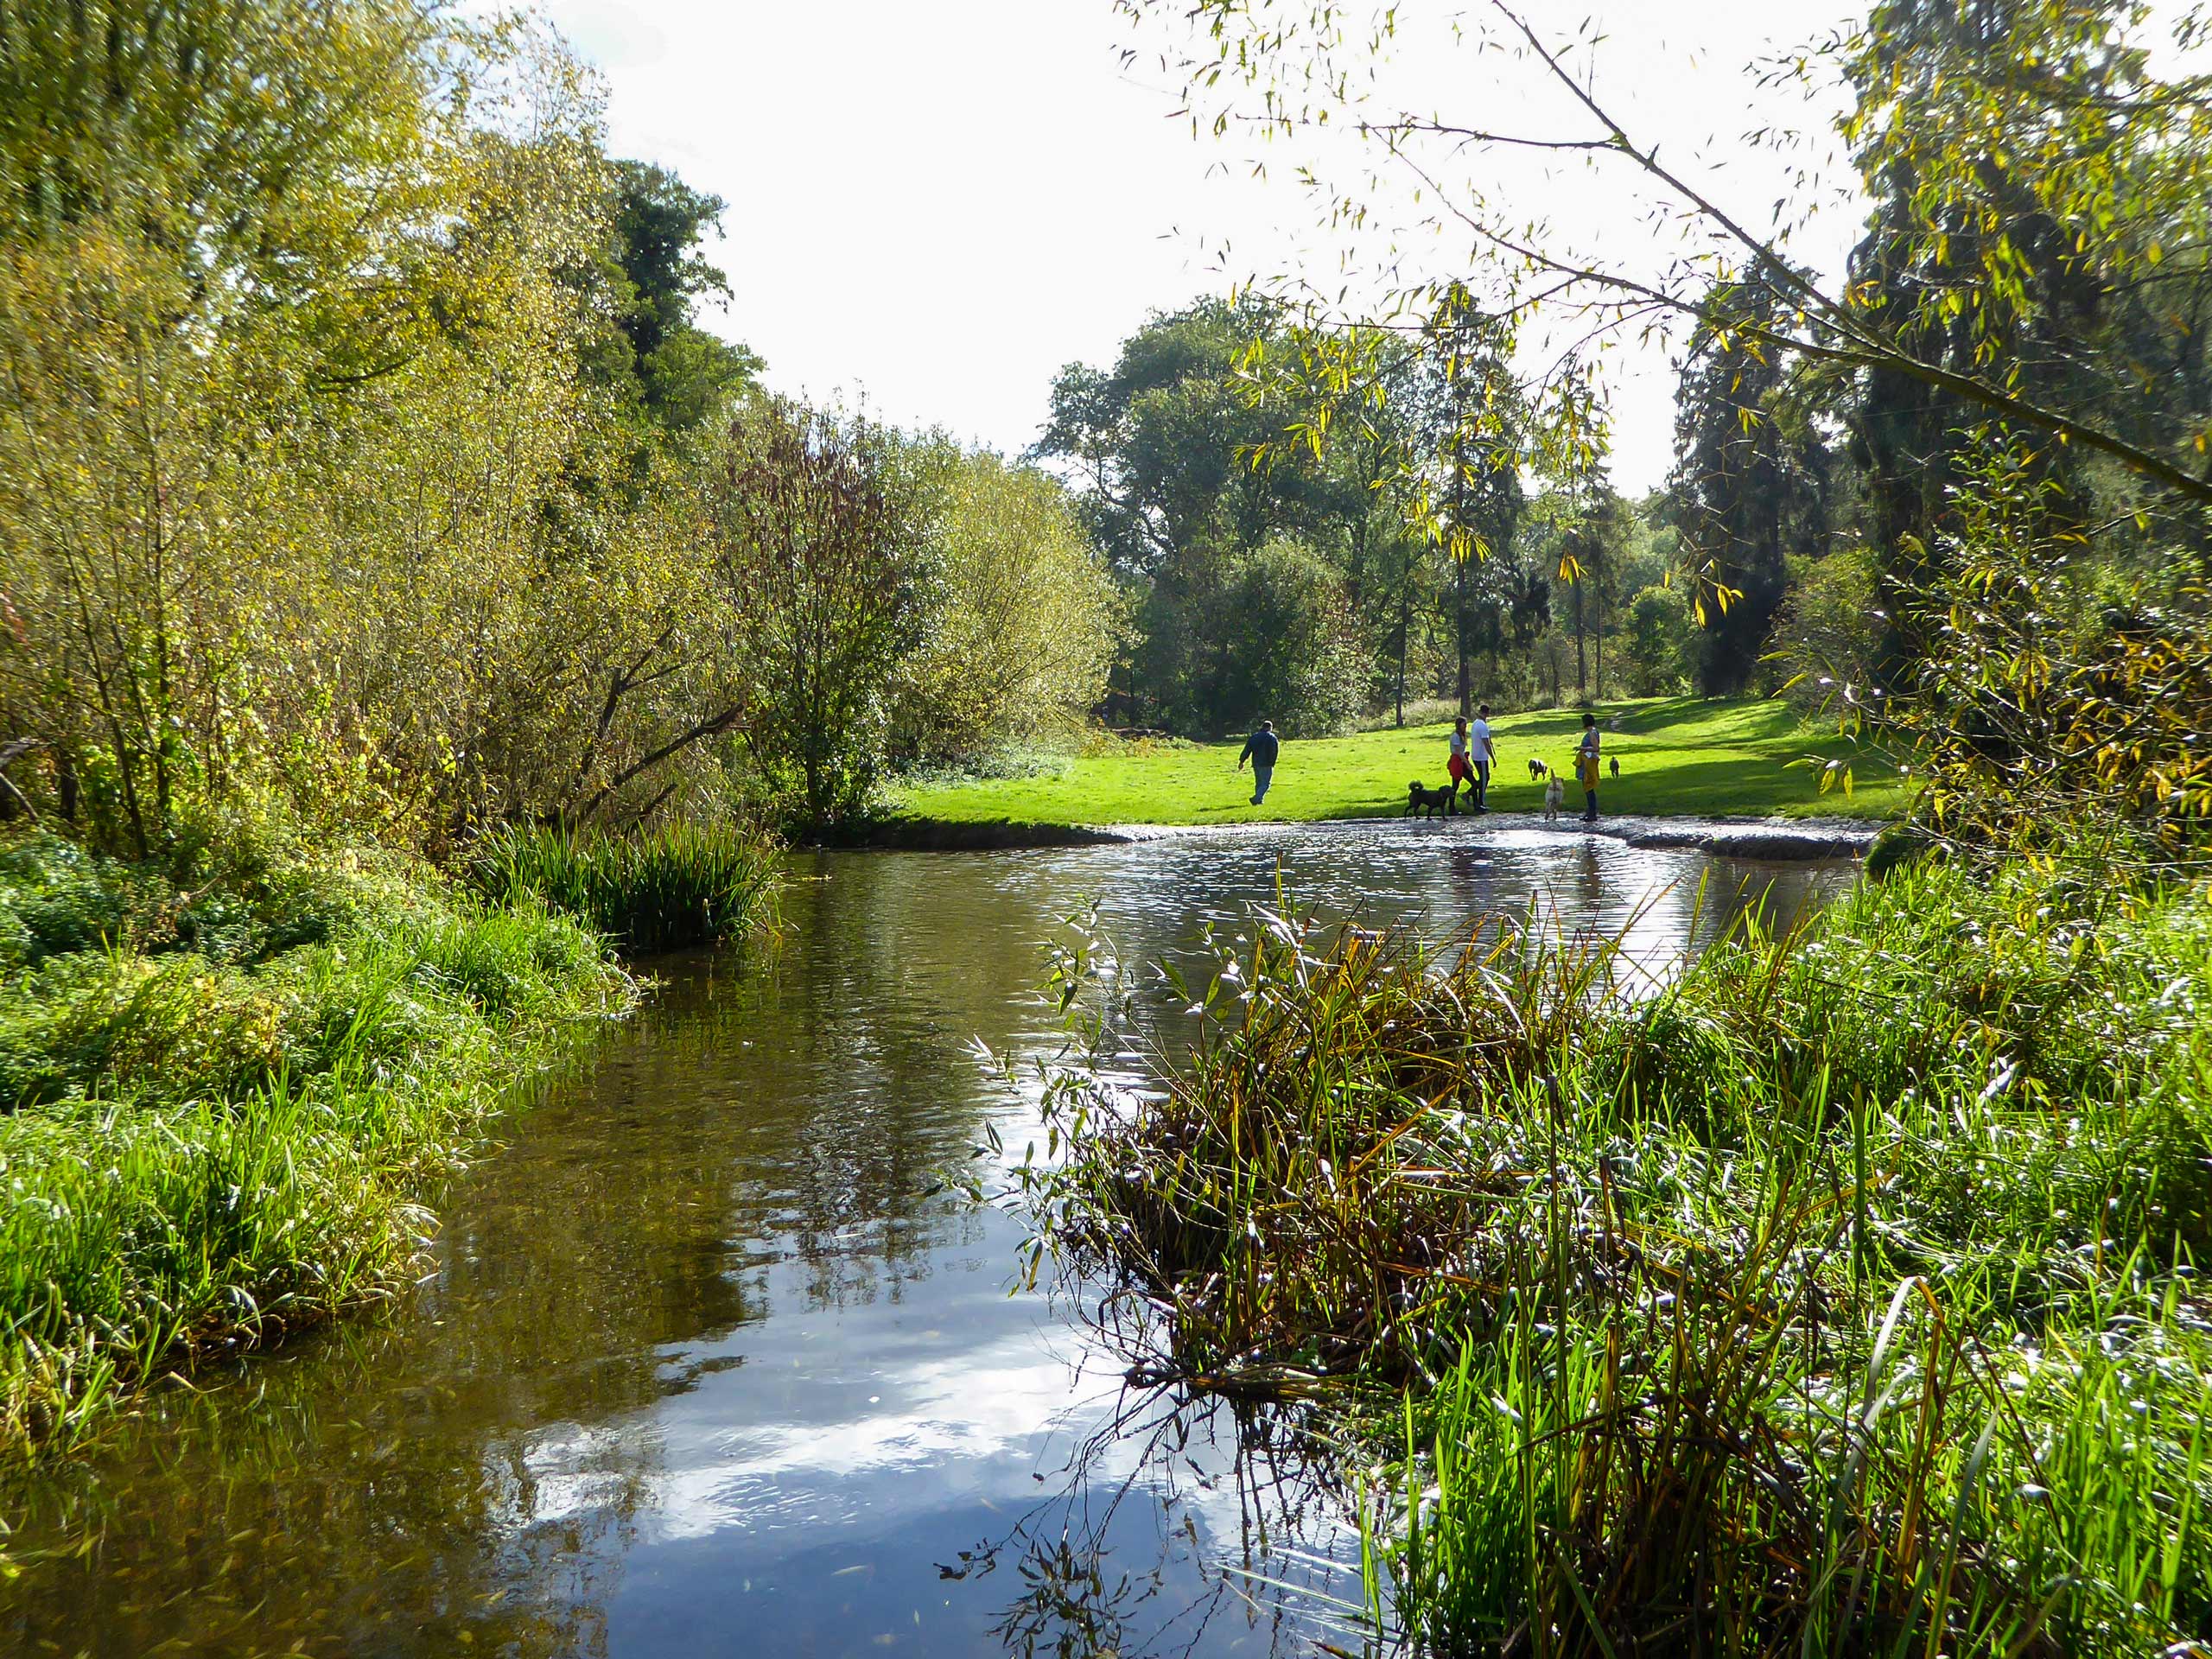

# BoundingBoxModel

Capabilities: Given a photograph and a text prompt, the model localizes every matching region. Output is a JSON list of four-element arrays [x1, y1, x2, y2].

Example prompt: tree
[[1668, 280, 1834, 695], [1035, 297, 1374, 731], [888, 444, 1117, 764], [588, 162, 763, 433], [706, 398, 925, 828], [1116, 0, 2212, 822], [1421, 292, 1527, 718], [0, 9, 775, 849]]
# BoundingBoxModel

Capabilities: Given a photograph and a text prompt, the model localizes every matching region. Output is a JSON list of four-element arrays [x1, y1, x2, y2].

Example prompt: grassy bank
[[893, 697, 1905, 829], [1021, 853, 2212, 1655], [0, 819, 775, 1460]]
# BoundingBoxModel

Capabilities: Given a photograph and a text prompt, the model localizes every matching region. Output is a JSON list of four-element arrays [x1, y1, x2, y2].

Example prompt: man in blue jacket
[[1237, 720, 1280, 805]]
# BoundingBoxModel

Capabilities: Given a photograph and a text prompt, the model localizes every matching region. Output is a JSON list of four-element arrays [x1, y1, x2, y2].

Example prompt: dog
[[1406, 779, 1457, 820], [1609, 756, 1620, 779], [1542, 772, 1566, 822], [1526, 756, 1548, 781]]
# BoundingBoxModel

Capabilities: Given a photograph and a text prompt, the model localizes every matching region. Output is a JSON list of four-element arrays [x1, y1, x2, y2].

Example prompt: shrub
[[1768, 546, 1885, 711]]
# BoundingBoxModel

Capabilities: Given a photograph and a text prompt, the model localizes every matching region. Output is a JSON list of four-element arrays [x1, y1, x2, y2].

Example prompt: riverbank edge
[[0, 829, 782, 1471], [822, 811, 1877, 861]]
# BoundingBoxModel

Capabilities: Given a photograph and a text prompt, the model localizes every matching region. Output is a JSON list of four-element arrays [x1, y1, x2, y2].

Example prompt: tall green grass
[[470, 821, 779, 954], [1020, 859, 2212, 1656], [0, 836, 637, 1460]]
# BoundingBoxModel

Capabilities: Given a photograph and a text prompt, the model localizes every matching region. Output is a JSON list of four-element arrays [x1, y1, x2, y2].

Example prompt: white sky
[[544, 0, 1876, 493]]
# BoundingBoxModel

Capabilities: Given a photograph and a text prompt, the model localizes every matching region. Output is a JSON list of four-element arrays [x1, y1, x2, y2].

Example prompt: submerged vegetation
[[1020, 851, 2212, 1654]]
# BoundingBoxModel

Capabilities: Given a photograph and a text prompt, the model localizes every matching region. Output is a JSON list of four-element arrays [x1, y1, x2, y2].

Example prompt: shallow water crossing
[[2, 823, 1852, 1657]]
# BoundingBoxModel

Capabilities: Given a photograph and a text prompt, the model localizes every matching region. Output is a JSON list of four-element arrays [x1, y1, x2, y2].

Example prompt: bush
[[1135, 536, 1367, 736], [468, 819, 779, 954], [1768, 546, 1884, 711], [1623, 581, 1695, 696]]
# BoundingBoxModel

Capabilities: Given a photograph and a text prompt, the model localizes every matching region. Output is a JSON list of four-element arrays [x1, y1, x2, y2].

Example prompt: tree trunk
[[1573, 575, 1587, 702], [1395, 580, 1411, 728], [1452, 433, 1471, 721]]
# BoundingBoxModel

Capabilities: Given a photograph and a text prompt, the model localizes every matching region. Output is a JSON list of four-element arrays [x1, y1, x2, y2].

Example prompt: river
[[0, 823, 1853, 1658]]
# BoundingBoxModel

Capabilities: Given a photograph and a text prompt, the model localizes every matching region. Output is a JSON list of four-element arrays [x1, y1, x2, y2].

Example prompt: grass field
[[893, 697, 1906, 826]]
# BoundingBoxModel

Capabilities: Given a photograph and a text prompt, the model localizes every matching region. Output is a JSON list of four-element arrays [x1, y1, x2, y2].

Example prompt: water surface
[[2, 823, 1851, 1657]]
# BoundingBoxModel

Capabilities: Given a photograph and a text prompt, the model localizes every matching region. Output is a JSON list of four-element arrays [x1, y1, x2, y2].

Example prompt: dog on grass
[[1526, 757, 1548, 781], [1610, 755, 1620, 779], [1406, 779, 1457, 820], [1542, 772, 1566, 822]]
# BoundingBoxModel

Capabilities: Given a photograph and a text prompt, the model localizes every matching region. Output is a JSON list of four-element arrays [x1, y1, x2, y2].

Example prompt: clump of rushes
[[0, 836, 637, 1459], [469, 820, 780, 954], [1019, 859, 2212, 1656]]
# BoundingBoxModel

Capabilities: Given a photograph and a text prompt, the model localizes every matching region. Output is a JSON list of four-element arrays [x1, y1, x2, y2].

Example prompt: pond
[[1, 823, 1853, 1658]]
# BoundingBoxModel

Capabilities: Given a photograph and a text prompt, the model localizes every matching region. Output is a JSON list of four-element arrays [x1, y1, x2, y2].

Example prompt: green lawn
[[892, 697, 1906, 827]]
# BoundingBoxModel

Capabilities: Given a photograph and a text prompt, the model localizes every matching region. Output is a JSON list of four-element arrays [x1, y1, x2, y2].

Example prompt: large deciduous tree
[[707, 398, 925, 828]]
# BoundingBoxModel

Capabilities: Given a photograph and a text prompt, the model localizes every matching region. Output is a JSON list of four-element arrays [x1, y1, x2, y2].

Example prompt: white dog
[[1542, 772, 1566, 822]]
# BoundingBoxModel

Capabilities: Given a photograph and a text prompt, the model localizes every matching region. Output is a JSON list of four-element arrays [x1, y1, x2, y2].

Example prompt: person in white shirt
[[1466, 703, 1496, 812]]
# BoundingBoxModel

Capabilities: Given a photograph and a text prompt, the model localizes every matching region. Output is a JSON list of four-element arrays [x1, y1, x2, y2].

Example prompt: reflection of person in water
[[1573, 836, 1605, 926]]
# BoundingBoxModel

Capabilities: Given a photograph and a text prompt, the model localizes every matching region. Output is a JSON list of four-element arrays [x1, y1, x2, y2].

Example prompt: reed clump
[[0, 831, 637, 1460], [469, 820, 780, 954], [1023, 858, 2212, 1656]]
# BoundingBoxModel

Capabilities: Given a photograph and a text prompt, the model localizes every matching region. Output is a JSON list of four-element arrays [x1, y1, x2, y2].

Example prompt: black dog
[[1527, 757, 1548, 781], [1406, 779, 1457, 819], [1610, 756, 1621, 779]]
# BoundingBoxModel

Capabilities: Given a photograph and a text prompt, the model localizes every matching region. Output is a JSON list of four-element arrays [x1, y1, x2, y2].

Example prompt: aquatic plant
[[1016, 859, 2212, 1655], [469, 820, 780, 954]]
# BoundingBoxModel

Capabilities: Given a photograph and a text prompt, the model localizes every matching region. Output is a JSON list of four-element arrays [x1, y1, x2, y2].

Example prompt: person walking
[[1469, 702, 1496, 812], [1447, 717, 1473, 805], [1237, 719, 1280, 806], [1576, 711, 1602, 823]]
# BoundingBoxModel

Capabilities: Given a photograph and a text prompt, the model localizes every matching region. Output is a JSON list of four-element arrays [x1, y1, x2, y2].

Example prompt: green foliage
[[1135, 535, 1367, 738], [0, 834, 635, 1452], [1622, 582, 1694, 697], [1768, 547, 1883, 714], [1020, 854, 2212, 1655], [0, 3, 765, 849], [705, 397, 927, 828], [1213, 537, 1367, 737], [585, 160, 763, 433], [469, 821, 779, 954], [1667, 278, 1838, 695], [888, 446, 1119, 765]]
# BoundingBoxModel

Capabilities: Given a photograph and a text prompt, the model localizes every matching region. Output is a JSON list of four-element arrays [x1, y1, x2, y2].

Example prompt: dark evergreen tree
[[1667, 281, 1834, 695]]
